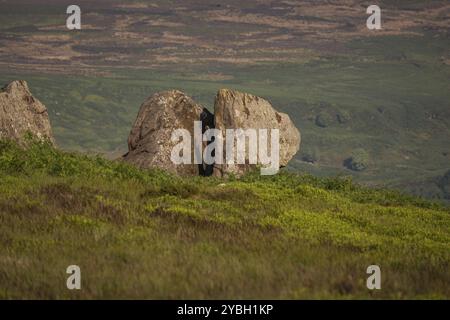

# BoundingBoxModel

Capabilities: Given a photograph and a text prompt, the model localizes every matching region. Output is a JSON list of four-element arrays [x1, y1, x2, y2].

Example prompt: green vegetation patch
[[0, 139, 449, 299]]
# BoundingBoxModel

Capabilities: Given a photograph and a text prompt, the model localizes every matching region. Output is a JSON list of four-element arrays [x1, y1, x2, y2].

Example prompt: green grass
[[0, 138, 449, 299]]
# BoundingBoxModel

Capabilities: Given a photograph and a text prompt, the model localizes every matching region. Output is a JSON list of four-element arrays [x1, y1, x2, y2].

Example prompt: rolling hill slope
[[0, 139, 449, 299]]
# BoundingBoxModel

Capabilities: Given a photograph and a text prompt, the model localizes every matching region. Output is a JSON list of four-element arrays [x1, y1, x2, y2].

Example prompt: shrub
[[344, 148, 369, 172], [438, 170, 450, 199], [336, 110, 351, 124], [315, 112, 334, 128], [301, 148, 319, 163]]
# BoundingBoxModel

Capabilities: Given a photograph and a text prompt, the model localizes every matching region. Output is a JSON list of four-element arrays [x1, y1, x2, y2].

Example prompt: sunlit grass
[[0, 139, 449, 299]]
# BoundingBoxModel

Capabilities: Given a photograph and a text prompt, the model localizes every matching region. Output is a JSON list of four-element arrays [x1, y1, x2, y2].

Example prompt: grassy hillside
[[0, 138, 449, 299]]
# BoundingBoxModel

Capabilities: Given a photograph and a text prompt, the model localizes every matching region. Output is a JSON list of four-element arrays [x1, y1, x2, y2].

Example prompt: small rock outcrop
[[0, 80, 54, 144], [213, 89, 301, 177], [123, 90, 203, 175]]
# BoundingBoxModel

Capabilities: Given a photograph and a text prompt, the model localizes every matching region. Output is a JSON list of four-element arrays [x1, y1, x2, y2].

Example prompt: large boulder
[[123, 90, 203, 175], [0, 80, 54, 144], [124, 89, 301, 177], [213, 89, 301, 177]]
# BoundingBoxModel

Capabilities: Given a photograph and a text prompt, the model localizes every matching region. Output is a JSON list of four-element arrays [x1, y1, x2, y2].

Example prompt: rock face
[[0, 80, 54, 144], [123, 90, 203, 175], [213, 89, 301, 177], [124, 88, 301, 177]]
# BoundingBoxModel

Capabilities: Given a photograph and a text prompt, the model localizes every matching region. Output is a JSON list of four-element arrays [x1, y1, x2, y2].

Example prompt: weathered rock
[[0, 80, 54, 144], [123, 90, 203, 175], [124, 88, 301, 177], [213, 89, 301, 177]]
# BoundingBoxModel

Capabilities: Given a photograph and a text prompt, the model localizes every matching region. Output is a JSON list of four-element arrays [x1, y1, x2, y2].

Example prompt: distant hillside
[[0, 138, 449, 299]]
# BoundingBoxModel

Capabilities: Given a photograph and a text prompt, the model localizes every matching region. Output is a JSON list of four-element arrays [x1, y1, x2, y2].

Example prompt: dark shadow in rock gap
[[199, 108, 215, 177]]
